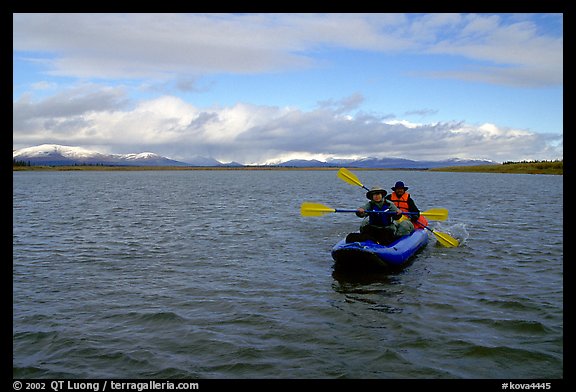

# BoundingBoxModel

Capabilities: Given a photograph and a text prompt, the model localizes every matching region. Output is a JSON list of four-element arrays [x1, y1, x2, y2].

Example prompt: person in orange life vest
[[385, 181, 429, 230]]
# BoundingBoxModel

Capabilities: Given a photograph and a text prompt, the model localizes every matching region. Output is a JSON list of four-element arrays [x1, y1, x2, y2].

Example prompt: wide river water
[[13, 169, 563, 379]]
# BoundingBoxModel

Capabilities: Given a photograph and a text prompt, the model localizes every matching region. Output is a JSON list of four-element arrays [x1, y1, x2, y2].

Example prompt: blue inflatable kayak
[[331, 229, 428, 272]]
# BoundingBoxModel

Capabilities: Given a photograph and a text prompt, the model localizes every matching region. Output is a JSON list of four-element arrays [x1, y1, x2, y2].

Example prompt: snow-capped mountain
[[13, 144, 498, 168], [13, 144, 192, 166], [274, 156, 498, 168]]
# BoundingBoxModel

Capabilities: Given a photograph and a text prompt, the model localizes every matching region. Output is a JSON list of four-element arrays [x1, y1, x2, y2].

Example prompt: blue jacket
[[356, 200, 400, 228]]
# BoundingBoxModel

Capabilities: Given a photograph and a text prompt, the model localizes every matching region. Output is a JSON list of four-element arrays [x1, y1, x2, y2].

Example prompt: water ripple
[[13, 170, 563, 379]]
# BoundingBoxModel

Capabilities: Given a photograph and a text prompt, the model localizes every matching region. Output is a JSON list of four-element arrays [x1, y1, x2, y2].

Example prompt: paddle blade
[[421, 208, 449, 221], [300, 202, 336, 217], [337, 168, 364, 188], [433, 230, 459, 247]]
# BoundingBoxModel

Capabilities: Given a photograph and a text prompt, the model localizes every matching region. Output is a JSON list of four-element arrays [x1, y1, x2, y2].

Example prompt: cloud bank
[[13, 88, 562, 164]]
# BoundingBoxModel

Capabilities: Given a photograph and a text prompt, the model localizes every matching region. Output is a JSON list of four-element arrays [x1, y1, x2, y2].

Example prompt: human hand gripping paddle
[[336, 168, 459, 247]]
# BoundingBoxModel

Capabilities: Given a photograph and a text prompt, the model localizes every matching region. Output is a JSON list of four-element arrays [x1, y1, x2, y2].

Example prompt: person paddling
[[385, 181, 429, 230], [352, 186, 415, 245]]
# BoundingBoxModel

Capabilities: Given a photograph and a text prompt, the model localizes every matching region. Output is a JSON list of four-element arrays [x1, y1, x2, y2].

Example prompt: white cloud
[[422, 14, 562, 86], [12, 88, 563, 164], [13, 13, 562, 87]]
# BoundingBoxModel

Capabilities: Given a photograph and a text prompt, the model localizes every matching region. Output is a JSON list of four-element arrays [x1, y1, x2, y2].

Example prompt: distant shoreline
[[13, 161, 562, 175], [12, 165, 412, 172], [429, 161, 562, 175]]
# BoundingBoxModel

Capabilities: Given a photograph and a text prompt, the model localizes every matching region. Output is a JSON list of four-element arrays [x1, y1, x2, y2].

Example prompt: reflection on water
[[331, 270, 396, 286]]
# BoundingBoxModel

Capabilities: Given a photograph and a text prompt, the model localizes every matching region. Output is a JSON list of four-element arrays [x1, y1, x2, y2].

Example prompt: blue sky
[[13, 13, 563, 164]]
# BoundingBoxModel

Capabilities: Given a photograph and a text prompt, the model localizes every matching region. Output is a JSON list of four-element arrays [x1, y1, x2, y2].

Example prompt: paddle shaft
[[335, 209, 396, 214], [337, 209, 422, 217]]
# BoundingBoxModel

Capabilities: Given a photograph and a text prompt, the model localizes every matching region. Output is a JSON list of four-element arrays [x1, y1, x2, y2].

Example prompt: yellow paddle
[[337, 167, 371, 191], [336, 168, 459, 247], [300, 202, 359, 217], [300, 202, 447, 221], [427, 227, 460, 248], [406, 207, 447, 221]]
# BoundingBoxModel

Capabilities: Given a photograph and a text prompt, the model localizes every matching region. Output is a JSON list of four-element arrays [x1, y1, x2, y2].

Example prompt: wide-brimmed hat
[[391, 181, 409, 191], [366, 186, 387, 199]]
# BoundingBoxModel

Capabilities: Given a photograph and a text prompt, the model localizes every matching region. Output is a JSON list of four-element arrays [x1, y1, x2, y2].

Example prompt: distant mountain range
[[12, 144, 242, 167], [13, 144, 498, 168], [275, 157, 498, 169]]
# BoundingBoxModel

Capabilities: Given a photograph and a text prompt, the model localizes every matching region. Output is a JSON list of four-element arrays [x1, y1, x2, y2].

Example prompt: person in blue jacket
[[353, 186, 414, 244]]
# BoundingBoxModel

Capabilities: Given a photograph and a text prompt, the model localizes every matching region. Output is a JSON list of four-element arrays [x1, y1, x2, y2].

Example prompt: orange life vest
[[389, 192, 410, 212], [390, 192, 429, 229]]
